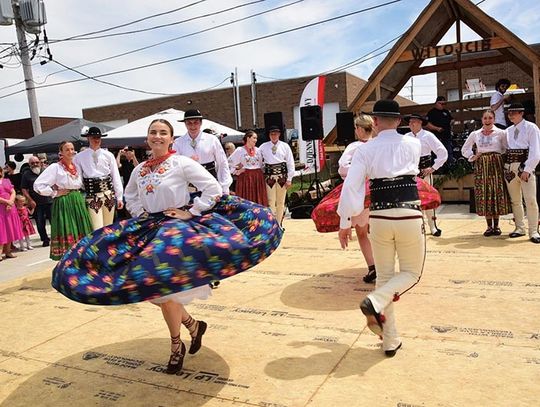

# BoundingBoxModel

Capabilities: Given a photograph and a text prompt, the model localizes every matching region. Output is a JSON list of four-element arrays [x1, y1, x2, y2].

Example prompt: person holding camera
[[116, 147, 140, 188]]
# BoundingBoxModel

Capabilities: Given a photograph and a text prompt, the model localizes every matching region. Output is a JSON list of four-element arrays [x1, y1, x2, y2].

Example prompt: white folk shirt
[[490, 91, 506, 126], [338, 141, 368, 179], [259, 140, 295, 181], [228, 146, 264, 174], [505, 119, 540, 173], [461, 128, 507, 161], [74, 148, 124, 200], [406, 129, 448, 170], [33, 162, 84, 198], [124, 155, 222, 217], [173, 131, 232, 194], [337, 130, 421, 229]]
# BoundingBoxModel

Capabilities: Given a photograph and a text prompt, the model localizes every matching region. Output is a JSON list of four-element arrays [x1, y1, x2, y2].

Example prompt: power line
[[0, 0, 302, 92], [50, 0, 268, 42], [53, 0, 208, 42], [0, 0, 401, 100]]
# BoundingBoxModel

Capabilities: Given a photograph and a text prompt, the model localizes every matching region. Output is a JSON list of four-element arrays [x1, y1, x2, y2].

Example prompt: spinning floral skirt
[[52, 195, 283, 305]]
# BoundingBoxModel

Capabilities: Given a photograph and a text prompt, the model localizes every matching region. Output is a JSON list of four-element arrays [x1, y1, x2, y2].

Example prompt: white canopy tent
[[103, 109, 243, 147]]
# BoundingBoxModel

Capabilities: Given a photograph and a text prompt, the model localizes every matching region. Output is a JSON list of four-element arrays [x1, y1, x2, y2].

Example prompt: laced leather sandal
[[166, 334, 186, 375]]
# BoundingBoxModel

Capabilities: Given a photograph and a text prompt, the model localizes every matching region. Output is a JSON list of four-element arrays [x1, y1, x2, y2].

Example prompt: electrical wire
[[50, 0, 268, 42], [0, 0, 401, 100], [53, 0, 209, 42], [51, 59, 222, 96], [0, 0, 401, 101], [32, 0, 303, 82]]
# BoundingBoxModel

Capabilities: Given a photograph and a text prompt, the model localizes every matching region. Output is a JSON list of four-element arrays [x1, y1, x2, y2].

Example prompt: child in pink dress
[[15, 195, 35, 251]]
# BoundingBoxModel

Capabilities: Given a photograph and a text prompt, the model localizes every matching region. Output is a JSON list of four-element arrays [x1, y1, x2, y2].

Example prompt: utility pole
[[12, 0, 42, 136], [250, 69, 258, 127], [234, 67, 241, 129], [230, 71, 238, 129]]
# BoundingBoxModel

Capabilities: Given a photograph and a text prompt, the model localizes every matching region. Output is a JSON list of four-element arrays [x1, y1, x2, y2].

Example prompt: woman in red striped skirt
[[228, 130, 268, 206]]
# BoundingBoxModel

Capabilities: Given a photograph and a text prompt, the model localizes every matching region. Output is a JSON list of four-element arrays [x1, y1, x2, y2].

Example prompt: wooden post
[[534, 63, 540, 126]]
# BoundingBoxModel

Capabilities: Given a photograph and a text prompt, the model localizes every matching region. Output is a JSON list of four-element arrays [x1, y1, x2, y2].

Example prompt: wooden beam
[[389, 18, 456, 100], [411, 54, 509, 75], [457, 16, 534, 77], [397, 36, 509, 62], [347, 0, 445, 111], [442, 0, 454, 18], [380, 82, 396, 92], [456, 0, 540, 64], [534, 63, 540, 126]]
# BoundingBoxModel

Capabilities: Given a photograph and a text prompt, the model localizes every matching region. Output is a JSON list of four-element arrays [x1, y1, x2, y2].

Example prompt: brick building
[[0, 116, 76, 139], [436, 43, 540, 101], [82, 71, 415, 131]]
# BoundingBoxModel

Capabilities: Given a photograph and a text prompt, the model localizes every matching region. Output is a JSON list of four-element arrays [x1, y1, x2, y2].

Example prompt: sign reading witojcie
[[398, 37, 509, 62]]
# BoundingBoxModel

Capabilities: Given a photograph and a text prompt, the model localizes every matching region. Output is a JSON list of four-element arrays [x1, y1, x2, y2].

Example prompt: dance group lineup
[[1, 100, 538, 370]]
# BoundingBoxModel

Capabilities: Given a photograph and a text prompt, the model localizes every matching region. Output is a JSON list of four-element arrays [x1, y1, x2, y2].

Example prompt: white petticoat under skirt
[[149, 285, 212, 305]]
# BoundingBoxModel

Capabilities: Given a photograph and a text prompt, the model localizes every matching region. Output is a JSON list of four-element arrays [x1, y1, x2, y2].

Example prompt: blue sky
[[0, 0, 539, 123]]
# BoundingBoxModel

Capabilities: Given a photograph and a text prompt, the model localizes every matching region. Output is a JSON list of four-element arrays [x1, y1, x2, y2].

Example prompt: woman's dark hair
[[148, 119, 174, 137], [243, 130, 257, 144], [495, 78, 511, 89]]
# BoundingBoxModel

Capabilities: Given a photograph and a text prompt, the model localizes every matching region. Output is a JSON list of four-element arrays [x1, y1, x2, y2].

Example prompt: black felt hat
[[362, 99, 401, 118], [81, 126, 107, 137], [506, 103, 525, 112], [404, 114, 428, 126], [267, 125, 282, 133], [179, 109, 204, 121]]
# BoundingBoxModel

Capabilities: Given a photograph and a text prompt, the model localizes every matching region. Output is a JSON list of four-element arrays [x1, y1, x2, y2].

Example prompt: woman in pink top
[[0, 166, 24, 260]]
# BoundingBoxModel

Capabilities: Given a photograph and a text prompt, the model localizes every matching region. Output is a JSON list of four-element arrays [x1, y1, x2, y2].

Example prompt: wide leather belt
[[369, 175, 420, 212]]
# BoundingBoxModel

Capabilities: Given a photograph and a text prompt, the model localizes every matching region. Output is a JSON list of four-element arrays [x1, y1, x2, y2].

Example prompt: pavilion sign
[[397, 37, 510, 62]]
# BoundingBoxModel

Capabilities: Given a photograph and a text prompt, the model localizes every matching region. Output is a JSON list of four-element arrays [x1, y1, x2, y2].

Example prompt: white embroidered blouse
[[124, 155, 222, 217], [228, 146, 264, 174], [34, 162, 84, 198]]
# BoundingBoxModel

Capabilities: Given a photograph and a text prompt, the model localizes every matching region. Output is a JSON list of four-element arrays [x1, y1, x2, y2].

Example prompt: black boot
[[363, 265, 376, 284]]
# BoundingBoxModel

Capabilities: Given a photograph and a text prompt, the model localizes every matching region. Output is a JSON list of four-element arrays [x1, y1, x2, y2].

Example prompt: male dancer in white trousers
[[504, 103, 540, 244], [338, 99, 425, 357], [405, 113, 448, 236], [259, 126, 295, 224], [75, 127, 123, 230]]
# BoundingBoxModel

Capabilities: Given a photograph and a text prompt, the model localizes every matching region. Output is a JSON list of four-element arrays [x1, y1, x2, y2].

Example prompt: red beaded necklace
[[143, 150, 176, 169], [60, 159, 78, 177], [245, 145, 256, 157]]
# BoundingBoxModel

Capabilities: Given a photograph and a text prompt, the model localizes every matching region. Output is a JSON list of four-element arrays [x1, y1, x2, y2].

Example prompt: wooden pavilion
[[325, 0, 540, 144]]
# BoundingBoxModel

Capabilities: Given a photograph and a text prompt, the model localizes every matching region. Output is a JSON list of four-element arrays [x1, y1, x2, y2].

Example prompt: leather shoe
[[492, 227, 502, 236], [530, 236, 540, 244], [483, 227, 494, 237], [385, 342, 402, 357], [360, 298, 384, 336], [188, 320, 207, 355], [432, 228, 442, 237], [509, 229, 526, 238], [362, 268, 376, 284], [42, 241, 50, 247]]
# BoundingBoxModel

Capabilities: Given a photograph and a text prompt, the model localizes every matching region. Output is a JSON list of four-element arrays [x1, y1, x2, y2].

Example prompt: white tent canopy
[[104, 108, 243, 142]]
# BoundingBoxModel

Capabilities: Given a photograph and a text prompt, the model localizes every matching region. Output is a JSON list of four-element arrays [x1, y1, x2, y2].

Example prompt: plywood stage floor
[[0, 217, 539, 407]]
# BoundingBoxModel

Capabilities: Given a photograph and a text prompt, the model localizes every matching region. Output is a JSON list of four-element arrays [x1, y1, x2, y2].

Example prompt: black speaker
[[300, 105, 323, 141], [336, 112, 355, 146], [264, 111, 284, 137]]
